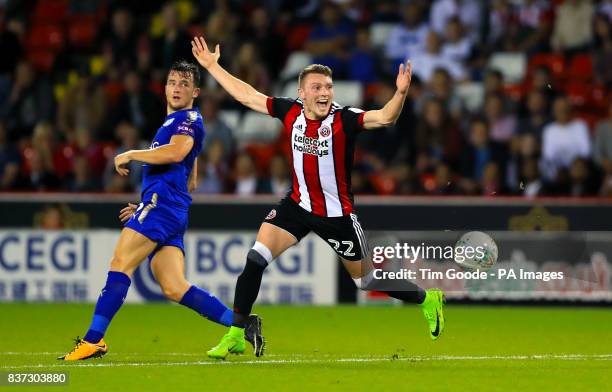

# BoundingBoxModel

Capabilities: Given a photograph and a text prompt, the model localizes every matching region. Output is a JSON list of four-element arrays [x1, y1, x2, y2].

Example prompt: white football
[[454, 231, 498, 270]]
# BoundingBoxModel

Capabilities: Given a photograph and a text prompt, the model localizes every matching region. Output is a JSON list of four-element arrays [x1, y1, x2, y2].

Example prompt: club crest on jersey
[[265, 209, 276, 220], [318, 125, 331, 138], [162, 118, 174, 127], [187, 111, 198, 122]]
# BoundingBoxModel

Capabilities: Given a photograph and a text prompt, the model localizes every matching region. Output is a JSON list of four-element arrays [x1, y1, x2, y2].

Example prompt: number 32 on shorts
[[327, 239, 355, 257]]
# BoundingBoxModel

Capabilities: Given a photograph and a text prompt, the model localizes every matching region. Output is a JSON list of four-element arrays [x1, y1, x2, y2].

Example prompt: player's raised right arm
[[191, 36, 268, 114]]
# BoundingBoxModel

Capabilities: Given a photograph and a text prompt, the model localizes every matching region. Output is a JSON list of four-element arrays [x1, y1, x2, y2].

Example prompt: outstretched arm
[[191, 36, 268, 114], [362, 61, 412, 130], [114, 135, 194, 176]]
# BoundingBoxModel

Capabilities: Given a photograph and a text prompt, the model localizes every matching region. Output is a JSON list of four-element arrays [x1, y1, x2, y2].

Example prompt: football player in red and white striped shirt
[[192, 36, 446, 359]]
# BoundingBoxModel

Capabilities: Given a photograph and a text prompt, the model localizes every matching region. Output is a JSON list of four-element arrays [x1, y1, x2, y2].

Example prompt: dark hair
[[298, 64, 332, 86], [168, 60, 201, 87]]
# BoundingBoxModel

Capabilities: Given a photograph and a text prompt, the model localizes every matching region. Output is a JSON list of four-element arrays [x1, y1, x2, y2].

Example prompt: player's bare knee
[[109, 254, 131, 274], [160, 284, 184, 302]]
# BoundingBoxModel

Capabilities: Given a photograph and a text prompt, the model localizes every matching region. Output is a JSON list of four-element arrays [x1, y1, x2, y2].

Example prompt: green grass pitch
[[0, 303, 610, 391]]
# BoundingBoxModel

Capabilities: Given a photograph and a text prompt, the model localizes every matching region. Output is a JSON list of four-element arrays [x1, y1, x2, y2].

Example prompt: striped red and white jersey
[[266, 96, 365, 218]]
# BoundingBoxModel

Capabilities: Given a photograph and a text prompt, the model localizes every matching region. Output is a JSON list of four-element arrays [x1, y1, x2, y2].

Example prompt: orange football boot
[[57, 337, 108, 360]]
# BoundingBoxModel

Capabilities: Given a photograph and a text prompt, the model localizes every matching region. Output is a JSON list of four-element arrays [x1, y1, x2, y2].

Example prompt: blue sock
[[83, 271, 131, 343], [179, 285, 233, 327]]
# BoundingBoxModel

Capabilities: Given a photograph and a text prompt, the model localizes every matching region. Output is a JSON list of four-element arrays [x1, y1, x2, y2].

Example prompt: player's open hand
[[119, 203, 137, 223], [396, 60, 412, 95], [114, 152, 131, 176], [191, 36, 220, 69]]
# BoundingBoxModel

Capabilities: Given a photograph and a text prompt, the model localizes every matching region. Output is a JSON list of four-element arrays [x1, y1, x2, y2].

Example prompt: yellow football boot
[[57, 337, 108, 360]]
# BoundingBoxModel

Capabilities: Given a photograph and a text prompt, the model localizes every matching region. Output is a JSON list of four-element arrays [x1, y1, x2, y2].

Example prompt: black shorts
[[263, 197, 369, 261]]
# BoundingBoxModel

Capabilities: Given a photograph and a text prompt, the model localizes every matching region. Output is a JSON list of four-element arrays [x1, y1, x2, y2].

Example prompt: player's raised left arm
[[114, 135, 194, 176], [362, 61, 411, 130]]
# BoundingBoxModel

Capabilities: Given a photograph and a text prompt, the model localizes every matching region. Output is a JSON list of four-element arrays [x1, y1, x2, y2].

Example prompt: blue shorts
[[124, 196, 188, 261]]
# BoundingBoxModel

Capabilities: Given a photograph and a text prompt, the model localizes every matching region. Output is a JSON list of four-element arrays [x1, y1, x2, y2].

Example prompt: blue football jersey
[[140, 108, 205, 209]]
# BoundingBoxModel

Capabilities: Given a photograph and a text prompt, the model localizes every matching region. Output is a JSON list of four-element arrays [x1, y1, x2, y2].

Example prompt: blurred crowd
[[0, 0, 611, 197]]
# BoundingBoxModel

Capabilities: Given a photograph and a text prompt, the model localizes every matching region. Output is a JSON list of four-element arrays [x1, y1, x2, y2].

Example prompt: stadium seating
[[369, 23, 396, 49], [488, 53, 527, 84], [235, 111, 282, 145], [26, 24, 64, 51], [280, 52, 313, 82], [332, 81, 364, 108], [219, 110, 242, 132], [455, 82, 484, 113], [528, 53, 566, 79]]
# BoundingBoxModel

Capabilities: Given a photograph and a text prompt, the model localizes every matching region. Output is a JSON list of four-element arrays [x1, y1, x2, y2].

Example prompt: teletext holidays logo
[[293, 134, 329, 157], [372, 243, 485, 264]]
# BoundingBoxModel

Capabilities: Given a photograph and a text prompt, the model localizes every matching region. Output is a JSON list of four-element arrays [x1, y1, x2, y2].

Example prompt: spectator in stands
[[517, 0, 550, 30], [200, 95, 235, 159], [100, 8, 140, 71], [484, 93, 517, 143], [1, 60, 54, 139], [351, 164, 376, 194], [371, 0, 401, 23], [111, 70, 164, 138], [506, 133, 538, 190], [151, 2, 193, 72], [567, 157, 600, 196], [415, 97, 462, 169], [517, 89, 551, 140], [268, 153, 291, 196], [425, 162, 461, 195], [551, 0, 594, 53], [0, 121, 19, 189], [26, 123, 63, 191], [531, 65, 559, 101], [441, 17, 472, 63], [57, 70, 107, 141], [239, 7, 285, 77], [513, 0, 553, 53], [593, 12, 612, 84], [305, 1, 355, 78], [480, 161, 505, 195], [384, 2, 429, 70], [0, 15, 22, 108], [0, 15, 22, 76], [483, 69, 503, 95], [194, 139, 228, 194], [488, 0, 514, 45], [67, 155, 101, 192], [103, 122, 147, 192], [231, 42, 270, 95], [520, 158, 544, 197], [460, 118, 495, 183], [425, 68, 463, 118], [594, 102, 612, 176], [233, 151, 269, 195], [599, 0, 612, 20], [430, 0, 482, 42], [410, 31, 466, 82], [72, 128, 106, 178], [348, 27, 377, 84], [541, 97, 591, 180]]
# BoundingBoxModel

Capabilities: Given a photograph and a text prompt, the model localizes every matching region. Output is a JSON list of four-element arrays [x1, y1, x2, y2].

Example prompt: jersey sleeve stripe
[[266, 96, 274, 116]]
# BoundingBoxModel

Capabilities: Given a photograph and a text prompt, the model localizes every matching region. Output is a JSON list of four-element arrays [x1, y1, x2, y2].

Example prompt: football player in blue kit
[[58, 61, 263, 360]]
